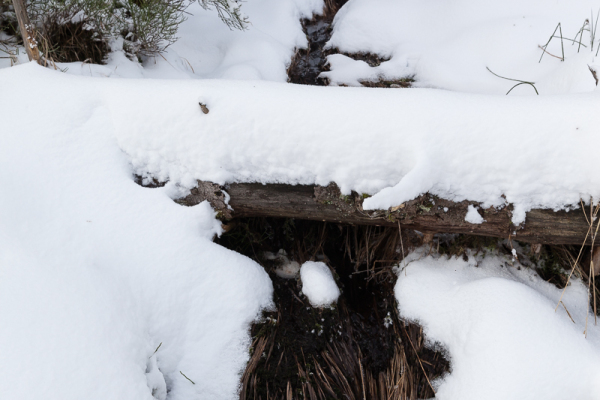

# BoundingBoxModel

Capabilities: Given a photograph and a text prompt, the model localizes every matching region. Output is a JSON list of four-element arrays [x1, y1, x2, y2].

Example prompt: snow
[[4, 3, 600, 225], [0, 64, 272, 399], [324, 0, 600, 94], [395, 249, 600, 399], [2, 62, 599, 226], [4, 0, 600, 396], [300, 262, 340, 307], [96, 63, 600, 224], [46, 0, 324, 81], [465, 205, 484, 224], [146, 354, 168, 400]]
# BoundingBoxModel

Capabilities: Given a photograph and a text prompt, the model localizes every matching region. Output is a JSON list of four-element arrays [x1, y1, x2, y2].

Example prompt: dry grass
[[0, 2, 109, 65], [240, 305, 444, 400], [0, 41, 18, 66], [38, 20, 109, 64], [554, 199, 600, 336], [322, 0, 346, 20], [224, 218, 446, 400]]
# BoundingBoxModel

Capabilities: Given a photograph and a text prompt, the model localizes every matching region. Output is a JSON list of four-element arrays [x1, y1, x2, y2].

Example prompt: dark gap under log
[[172, 181, 596, 246]]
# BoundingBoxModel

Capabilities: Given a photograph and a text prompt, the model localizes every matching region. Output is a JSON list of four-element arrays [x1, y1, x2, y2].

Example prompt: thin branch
[[538, 44, 564, 60], [180, 371, 196, 384], [540, 23, 562, 63], [487, 67, 539, 95]]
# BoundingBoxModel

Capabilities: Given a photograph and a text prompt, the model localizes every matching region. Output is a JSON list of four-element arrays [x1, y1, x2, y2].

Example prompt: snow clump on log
[[465, 205, 484, 224]]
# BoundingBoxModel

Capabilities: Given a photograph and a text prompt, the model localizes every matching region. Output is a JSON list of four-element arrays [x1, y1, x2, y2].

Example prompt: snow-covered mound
[[395, 250, 600, 399], [0, 65, 272, 400], [300, 262, 340, 307], [325, 0, 600, 94]]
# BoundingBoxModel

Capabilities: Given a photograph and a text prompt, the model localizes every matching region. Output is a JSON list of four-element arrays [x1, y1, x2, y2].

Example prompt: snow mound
[[395, 250, 600, 399], [325, 0, 600, 94], [300, 262, 340, 307], [0, 64, 272, 400]]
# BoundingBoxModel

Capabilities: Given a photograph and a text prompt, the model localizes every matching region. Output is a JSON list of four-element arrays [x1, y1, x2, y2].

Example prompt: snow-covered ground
[[3, 0, 600, 398], [325, 0, 600, 93], [0, 64, 273, 400], [396, 248, 600, 399]]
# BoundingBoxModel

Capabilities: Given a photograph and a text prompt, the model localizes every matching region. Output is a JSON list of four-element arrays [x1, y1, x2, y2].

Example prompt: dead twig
[[403, 326, 435, 395], [538, 44, 563, 60]]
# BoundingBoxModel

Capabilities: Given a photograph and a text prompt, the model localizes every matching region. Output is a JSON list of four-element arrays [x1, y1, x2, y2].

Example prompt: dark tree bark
[[174, 181, 598, 246]]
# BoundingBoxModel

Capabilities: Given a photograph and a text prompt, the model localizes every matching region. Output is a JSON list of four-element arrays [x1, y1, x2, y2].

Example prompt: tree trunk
[[12, 0, 41, 64], [174, 181, 599, 246]]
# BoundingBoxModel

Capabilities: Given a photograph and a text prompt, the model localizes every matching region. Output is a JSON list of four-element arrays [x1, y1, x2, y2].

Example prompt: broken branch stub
[[175, 181, 232, 219]]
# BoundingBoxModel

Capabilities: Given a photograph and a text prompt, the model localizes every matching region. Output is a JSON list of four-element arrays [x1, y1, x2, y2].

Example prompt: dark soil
[[216, 218, 450, 399]]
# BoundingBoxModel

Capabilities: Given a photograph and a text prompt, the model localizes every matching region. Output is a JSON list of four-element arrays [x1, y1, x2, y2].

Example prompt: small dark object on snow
[[199, 102, 209, 114], [589, 65, 599, 86]]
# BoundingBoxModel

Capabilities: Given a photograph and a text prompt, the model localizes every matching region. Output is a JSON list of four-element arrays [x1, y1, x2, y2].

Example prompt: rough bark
[[175, 181, 598, 245]]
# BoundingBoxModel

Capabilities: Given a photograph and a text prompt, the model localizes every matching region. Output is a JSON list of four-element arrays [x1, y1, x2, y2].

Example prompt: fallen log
[[174, 181, 597, 246]]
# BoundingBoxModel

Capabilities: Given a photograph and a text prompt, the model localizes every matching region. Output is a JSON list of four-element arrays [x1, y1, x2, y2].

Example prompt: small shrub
[[28, 0, 110, 63], [117, 0, 188, 56], [0, 0, 18, 38], [199, 0, 247, 31], [27, 0, 188, 61], [2, 0, 248, 64]]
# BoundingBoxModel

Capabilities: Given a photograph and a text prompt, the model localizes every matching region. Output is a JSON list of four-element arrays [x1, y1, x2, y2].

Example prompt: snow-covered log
[[176, 181, 595, 245]]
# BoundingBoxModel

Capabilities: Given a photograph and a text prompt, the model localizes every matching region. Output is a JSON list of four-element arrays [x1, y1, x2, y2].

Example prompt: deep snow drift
[[396, 249, 600, 399], [325, 0, 600, 94], [0, 64, 273, 400]]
